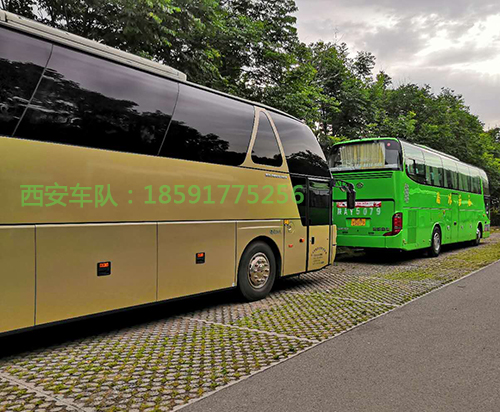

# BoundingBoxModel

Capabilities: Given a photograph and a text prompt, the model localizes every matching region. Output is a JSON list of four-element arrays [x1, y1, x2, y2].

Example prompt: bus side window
[[444, 169, 453, 189], [406, 157, 426, 184], [251, 112, 283, 167], [15, 45, 178, 156], [462, 174, 470, 192], [470, 176, 477, 194], [160, 83, 254, 166], [458, 172, 470, 192], [402, 142, 426, 184], [422, 151, 443, 187], [442, 158, 459, 190], [480, 170, 490, 196], [0, 27, 52, 137], [469, 168, 482, 194], [476, 177, 482, 194]]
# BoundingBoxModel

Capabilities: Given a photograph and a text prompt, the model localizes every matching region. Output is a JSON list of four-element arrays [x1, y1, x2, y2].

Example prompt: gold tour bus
[[0, 11, 354, 335]]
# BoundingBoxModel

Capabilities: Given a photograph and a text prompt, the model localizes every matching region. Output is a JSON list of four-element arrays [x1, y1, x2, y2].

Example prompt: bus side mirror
[[347, 185, 356, 210]]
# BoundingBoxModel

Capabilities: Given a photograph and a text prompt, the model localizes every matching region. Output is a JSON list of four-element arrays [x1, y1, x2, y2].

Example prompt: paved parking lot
[[1, 232, 499, 412]]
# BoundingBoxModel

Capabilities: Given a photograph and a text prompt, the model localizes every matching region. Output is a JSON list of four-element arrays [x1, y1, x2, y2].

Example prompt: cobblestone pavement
[[1, 232, 499, 411]]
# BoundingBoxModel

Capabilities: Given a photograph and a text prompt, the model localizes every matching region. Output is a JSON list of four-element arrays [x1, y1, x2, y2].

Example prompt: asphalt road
[[182, 259, 500, 412]]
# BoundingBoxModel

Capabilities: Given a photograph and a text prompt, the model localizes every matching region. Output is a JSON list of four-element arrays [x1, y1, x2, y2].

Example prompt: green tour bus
[[330, 138, 491, 257]]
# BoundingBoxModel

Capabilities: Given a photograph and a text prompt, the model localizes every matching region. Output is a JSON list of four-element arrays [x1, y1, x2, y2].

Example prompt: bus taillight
[[384, 213, 403, 236]]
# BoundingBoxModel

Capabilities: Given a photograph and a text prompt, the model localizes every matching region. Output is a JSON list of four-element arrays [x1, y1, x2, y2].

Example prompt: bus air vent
[[334, 172, 393, 180]]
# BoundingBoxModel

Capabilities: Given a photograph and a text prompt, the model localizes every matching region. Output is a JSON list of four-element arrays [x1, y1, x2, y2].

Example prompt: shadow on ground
[[336, 240, 477, 265]]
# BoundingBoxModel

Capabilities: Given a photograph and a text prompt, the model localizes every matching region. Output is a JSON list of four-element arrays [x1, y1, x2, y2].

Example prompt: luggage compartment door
[[36, 223, 157, 325]]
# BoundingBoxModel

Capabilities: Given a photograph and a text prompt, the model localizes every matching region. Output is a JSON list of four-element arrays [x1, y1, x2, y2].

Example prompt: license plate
[[351, 218, 366, 227]]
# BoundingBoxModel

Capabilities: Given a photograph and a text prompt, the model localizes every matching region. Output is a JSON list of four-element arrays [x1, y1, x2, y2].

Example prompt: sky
[[295, 0, 500, 130]]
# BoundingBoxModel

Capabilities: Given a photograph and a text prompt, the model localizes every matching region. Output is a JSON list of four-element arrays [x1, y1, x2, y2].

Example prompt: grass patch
[[382, 270, 437, 282], [438, 239, 500, 272]]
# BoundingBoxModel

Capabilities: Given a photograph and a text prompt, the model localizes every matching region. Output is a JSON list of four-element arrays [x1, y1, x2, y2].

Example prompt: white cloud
[[295, 0, 500, 128]]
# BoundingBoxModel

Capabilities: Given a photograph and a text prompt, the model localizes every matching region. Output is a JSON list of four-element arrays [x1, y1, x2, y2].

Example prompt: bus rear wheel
[[471, 225, 482, 247], [237, 241, 276, 301], [428, 227, 441, 257]]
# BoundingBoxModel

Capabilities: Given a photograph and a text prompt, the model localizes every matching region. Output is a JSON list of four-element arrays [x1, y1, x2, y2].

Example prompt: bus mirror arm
[[332, 179, 356, 209], [346, 186, 356, 210]]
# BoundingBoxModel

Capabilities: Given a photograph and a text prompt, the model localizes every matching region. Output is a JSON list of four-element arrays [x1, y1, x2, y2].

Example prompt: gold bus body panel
[[36, 223, 157, 325], [0, 137, 298, 224], [0, 226, 35, 333], [236, 221, 284, 276], [307, 225, 330, 271], [330, 224, 337, 265], [158, 221, 236, 301], [282, 219, 307, 276]]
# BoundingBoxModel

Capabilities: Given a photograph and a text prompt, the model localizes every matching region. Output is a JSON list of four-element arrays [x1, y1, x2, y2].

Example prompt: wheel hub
[[248, 252, 270, 289], [433, 232, 441, 252]]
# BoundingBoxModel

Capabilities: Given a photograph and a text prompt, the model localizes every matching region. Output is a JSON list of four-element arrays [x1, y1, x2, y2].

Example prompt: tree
[[1, 0, 35, 17], [309, 42, 373, 144], [2, 0, 499, 219]]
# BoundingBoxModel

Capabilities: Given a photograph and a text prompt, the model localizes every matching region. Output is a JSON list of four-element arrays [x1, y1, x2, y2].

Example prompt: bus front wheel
[[428, 227, 441, 258], [237, 241, 276, 301]]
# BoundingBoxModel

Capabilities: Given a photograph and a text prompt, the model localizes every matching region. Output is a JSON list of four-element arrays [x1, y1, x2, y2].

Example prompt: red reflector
[[197, 253, 205, 258], [288, 244, 294, 248], [99, 262, 110, 268]]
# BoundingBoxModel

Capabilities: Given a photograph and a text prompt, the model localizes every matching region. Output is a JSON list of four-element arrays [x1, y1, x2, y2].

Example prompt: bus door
[[451, 192, 460, 242], [307, 178, 332, 271], [285, 176, 332, 274]]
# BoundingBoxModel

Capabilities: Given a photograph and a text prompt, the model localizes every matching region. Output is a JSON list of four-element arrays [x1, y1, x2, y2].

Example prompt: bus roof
[[0, 10, 299, 122], [332, 137, 400, 145]]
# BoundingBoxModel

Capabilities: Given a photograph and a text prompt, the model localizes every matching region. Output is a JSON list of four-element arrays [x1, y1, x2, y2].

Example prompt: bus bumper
[[337, 232, 406, 250]]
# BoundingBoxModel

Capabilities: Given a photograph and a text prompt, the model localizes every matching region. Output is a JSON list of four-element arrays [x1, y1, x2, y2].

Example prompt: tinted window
[[251, 112, 283, 167], [423, 151, 443, 187], [160, 84, 253, 166], [442, 158, 459, 190], [480, 169, 490, 196], [457, 163, 471, 192], [291, 176, 307, 226], [384, 140, 402, 168], [0, 28, 52, 137], [16, 45, 178, 155], [473, 176, 481, 194], [402, 142, 426, 184], [309, 179, 331, 226], [469, 168, 481, 194], [272, 113, 329, 177]]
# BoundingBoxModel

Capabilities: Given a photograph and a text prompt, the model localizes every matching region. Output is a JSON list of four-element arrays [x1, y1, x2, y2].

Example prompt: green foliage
[[0, 0, 35, 18]]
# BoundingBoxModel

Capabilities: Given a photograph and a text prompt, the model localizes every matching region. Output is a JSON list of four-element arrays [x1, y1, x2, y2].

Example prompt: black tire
[[237, 241, 276, 301], [471, 225, 482, 246], [428, 226, 441, 257]]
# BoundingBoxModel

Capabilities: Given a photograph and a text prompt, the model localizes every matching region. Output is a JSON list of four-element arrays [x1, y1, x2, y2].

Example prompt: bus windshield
[[329, 140, 402, 172]]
